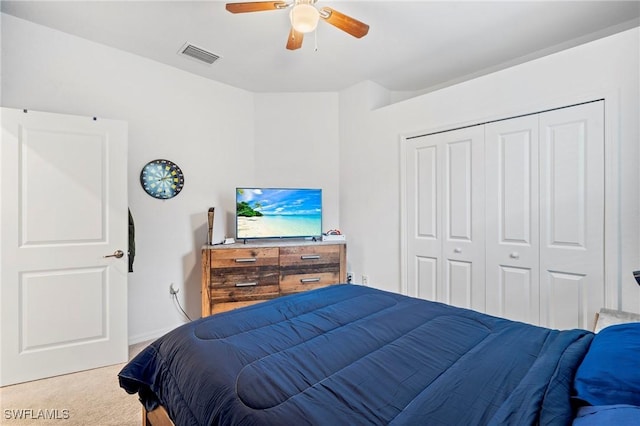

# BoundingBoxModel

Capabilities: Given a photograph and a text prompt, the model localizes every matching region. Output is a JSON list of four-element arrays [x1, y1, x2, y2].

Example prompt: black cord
[[172, 292, 192, 321]]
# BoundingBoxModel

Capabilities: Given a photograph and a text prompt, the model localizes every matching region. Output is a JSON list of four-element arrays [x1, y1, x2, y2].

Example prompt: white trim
[[603, 89, 622, 310], [399, 133, 409, 296]]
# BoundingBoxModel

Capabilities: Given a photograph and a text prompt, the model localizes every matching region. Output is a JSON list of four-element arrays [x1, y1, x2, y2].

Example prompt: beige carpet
[[0, 342, 150, 426]]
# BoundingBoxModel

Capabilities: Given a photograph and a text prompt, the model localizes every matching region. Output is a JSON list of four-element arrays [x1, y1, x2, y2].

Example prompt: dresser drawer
[[280, 271, 341, 294], [211, 300, 269, 315], [209, 283, 279, 303], [210, 247, 279, 268], [279, 245, 340, 267], [209, 266, 279, 302]]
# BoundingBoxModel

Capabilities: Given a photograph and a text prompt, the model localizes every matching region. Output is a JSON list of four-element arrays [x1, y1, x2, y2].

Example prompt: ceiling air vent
[[179, 43, 220, 65]]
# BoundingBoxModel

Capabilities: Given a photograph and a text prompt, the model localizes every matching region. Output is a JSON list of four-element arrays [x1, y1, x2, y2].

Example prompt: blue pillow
[[573, 405, 640, 426], [573, 322, 640, 406]]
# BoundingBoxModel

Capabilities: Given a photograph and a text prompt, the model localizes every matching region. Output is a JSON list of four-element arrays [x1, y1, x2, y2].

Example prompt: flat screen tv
[[236, 188, 322, 240]]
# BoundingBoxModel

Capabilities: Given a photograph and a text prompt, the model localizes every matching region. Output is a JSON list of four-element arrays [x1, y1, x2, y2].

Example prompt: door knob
[[509, 252, 520, 259], [104, 250, 125, 259], [453, 247, 462, 253]]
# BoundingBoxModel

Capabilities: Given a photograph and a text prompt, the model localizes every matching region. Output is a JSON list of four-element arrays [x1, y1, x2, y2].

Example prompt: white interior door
[[485, 115, 540, 324], [406, 126, 485, 310], [539, 101, 604, 330], [1, 108, 128, 386]]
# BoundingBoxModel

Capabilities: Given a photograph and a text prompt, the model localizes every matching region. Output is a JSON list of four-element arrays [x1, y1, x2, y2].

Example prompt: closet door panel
[[539, 101, 604, 330], [406, 126, 484, 309], [406, 138, 442, 300], [416, 256, 438, 300], [416, 146, 438, 239], [447, 260, 473, 308], [499, 266, 536, 323], [545, 271, 587, 330], [447, 141, 473, 240], [441, 127, 485, 311], [485, 116, 539, 323]]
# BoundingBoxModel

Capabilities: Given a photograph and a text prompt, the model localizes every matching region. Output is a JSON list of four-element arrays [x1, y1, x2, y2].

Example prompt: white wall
[[1, 14, 256, 342], [339, 27, 640, 314], [253, 93, 340, 231], [1, 14, 345, 343]]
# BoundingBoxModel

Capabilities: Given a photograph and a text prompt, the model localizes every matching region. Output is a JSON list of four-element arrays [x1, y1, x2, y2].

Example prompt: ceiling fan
[[225, 0, 370, 50]]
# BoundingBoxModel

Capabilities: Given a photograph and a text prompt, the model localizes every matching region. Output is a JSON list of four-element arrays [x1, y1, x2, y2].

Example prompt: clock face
[[140, 159, 185, 199]]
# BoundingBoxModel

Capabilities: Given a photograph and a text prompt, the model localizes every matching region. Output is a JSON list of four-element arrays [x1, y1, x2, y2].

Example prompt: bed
[[119, 284, 640, 426]]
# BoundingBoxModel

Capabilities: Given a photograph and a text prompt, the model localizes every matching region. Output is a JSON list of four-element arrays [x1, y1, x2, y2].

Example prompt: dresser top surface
[[203, 239, 345, 250]]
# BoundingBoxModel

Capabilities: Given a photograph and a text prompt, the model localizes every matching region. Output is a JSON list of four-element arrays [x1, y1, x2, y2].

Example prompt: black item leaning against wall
[[128, 209, 135, 272]]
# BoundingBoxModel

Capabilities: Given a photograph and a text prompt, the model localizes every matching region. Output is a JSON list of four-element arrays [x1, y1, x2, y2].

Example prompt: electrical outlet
[[346, 272, 354, 283], [169, 283, 179, 295], [362, 275, 369, 286]]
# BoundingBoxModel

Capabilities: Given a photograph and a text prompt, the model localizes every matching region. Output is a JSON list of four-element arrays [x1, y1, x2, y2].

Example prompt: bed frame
[[143, 406, 174, 426]]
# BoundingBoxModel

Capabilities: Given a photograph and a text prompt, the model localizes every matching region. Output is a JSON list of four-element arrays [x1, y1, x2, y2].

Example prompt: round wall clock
[[140, 159, 185, 199]]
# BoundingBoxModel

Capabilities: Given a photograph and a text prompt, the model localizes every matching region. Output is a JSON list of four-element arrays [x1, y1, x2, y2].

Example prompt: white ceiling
[[2, 1, 639, 94]]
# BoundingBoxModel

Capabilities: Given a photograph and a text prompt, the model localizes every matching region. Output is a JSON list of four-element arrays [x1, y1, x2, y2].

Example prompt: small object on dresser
[[322, 229, 344, 241], [207, 208, 215, 245], [322, 234, 346, 242]]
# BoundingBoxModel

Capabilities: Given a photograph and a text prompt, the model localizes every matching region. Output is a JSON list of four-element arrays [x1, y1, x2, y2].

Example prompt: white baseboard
[[128, 321, 188, 346]]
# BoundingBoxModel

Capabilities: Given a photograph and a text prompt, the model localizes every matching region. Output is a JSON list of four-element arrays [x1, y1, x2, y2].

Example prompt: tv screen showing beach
[[236, 188, 322, 239]]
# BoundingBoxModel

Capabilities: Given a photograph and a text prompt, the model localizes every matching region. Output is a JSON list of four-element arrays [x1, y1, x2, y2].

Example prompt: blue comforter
[[119, 285, 593, 426]]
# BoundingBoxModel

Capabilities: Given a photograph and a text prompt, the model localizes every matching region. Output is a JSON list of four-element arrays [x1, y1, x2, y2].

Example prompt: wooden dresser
[[201, 241, 346, 316]]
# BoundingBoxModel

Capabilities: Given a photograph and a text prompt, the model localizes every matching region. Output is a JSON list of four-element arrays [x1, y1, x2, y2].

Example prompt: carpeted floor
[[0, 342, 150, 426]]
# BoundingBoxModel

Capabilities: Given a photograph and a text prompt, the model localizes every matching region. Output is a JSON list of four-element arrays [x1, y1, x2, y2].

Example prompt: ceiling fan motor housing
[[290, 1, 320, 33]]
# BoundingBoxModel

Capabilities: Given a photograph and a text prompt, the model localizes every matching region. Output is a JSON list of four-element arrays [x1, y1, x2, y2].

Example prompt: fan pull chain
[[314, 28, 318, 51]]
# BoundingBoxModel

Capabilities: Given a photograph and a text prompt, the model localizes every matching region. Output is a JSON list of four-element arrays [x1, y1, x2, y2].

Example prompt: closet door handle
[[509, 252, 520, 259], [453, 247, 462, 253]]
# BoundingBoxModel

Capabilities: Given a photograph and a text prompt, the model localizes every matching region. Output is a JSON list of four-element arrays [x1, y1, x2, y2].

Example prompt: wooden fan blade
[[286, 27, 304, 50], [320, 7, 369, 38], [226, 1, 288, 13]]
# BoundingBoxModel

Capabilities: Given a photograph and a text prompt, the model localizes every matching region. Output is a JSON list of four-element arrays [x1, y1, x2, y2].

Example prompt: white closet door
[[406, 135, 441, 300], [405, 101, 604, 330], [441, 127, 485, 311], [485, 115, 540, 324], [406, 126, 485, 310], [539, 101, 604, 330]]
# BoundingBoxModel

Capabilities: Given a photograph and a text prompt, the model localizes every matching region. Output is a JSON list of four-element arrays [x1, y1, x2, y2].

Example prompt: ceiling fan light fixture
[[289, 4, 319, 33]]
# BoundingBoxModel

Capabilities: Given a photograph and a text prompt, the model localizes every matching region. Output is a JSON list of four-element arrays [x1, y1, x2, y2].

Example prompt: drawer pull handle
[[235, 258, 257, 263], [235, 282, 257, 287], [301, 255, 321, 260], [300, 277, 321, 283]]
